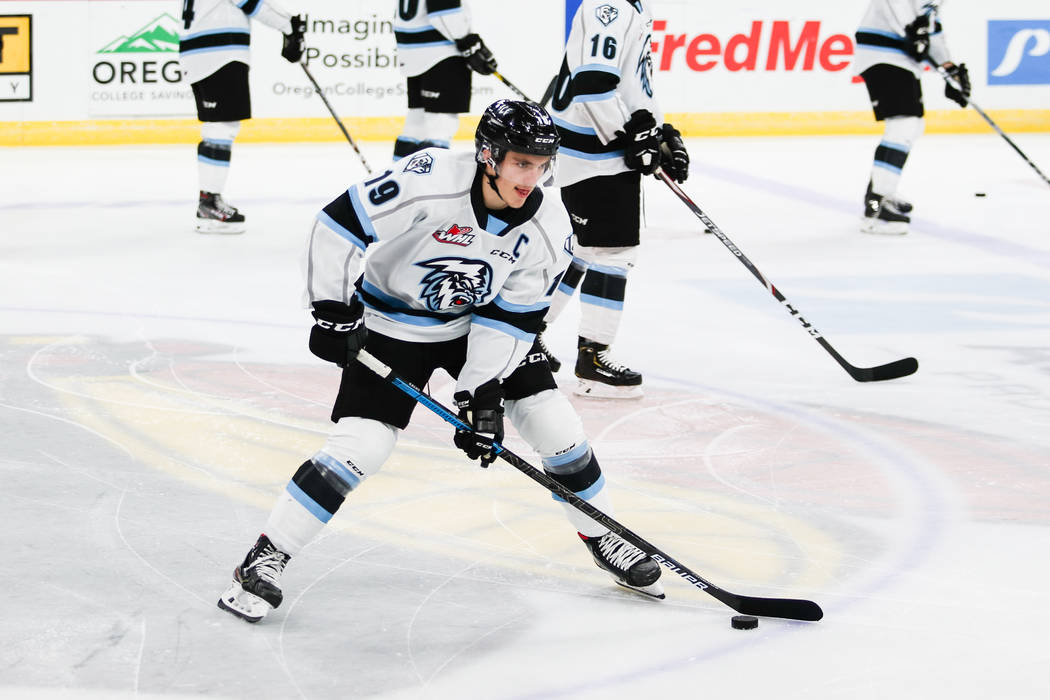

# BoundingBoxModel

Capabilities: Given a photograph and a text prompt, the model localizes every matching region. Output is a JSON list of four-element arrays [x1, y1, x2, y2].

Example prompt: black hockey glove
[[453, 379, 505, 468], [308, 299, 367, 368], [659, 123, 690, 183], [282, 15, 306, 64], [903, 14, 933, 62], [619, 110, 661, 175], [456, 34, 497, 75], [943, 62, 971, 108]]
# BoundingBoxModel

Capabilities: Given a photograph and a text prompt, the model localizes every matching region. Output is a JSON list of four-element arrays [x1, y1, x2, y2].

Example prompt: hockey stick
[[930, 63, 1050, 189], [300, 62, 374, 174], [656, 168, 918, 383], [539, 75, 558, 109], [492, 70, 534, 103], [354, 348, 824, 622]]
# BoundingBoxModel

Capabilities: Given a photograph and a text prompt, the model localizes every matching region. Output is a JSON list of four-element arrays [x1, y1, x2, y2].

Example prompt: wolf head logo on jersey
[[416, 257, 493, 311], [403, 152, 434, 175], [595, 4, 619, 27]]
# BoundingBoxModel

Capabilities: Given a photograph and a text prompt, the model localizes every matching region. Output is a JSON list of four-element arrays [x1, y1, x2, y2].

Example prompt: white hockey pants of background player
[[263, 389, 616, 557], [869, 115, 924, 200], [197, 121, 241, 194], [545, 244, 638, 346]]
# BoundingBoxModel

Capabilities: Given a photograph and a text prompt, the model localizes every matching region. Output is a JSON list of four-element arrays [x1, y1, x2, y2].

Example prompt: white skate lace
[[595, 349, 632, 373], [251, 547, 289, 586], [212, 196, 238, 218], [597, 534, 646, 572]]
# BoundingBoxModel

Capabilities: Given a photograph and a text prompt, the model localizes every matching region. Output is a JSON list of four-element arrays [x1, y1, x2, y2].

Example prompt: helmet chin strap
[[484, 156, 505, 203]]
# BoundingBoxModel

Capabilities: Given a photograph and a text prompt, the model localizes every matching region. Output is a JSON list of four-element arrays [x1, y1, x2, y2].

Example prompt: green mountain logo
[[99, 13, 180, 53]]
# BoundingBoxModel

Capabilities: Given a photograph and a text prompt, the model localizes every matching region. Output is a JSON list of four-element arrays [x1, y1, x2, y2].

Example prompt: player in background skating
[[217, 100, 663, 624], [535, 0, 690, 399], [392, 0, 498, 159], [854, 0, 970, 235], [178, 0, 306, 234]]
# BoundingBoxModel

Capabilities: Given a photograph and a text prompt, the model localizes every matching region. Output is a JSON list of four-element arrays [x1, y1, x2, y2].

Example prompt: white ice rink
[[2, 131, 1050, 699]]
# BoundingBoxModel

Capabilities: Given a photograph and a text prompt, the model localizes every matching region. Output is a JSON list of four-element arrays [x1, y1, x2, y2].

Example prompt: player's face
[[489, 151, 552, 208]]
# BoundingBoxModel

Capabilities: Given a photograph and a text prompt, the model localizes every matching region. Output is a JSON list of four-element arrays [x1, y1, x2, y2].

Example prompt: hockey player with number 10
[[217, 100, 663, 624]]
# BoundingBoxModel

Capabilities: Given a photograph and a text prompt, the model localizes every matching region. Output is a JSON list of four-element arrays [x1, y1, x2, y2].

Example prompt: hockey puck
[[731, 615, 758, 630], [974, 192, 987, 197]]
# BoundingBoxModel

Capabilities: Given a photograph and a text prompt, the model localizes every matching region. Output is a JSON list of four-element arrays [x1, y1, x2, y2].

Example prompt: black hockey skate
[[217, 534, 290, 623], [534, 322, 561, 373], [861, 188, 909, 236], [574, 339, 642, 398], [196, 190, 246, 234], [580, 532, 664, 599]]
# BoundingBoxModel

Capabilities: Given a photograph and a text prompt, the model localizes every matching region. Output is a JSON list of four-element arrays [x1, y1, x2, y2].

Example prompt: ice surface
[[2, 132, 1049, 699]]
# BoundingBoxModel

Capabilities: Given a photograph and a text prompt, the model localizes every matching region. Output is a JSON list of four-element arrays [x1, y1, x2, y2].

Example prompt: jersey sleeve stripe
[[470, 315, 536, 342], [316, 210, 368, 252]]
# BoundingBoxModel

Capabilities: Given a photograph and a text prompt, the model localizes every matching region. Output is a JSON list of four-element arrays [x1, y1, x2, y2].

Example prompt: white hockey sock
[[264, 489, 326, 556], [869, 116, 923, 197], [560, 484, 615, 538], [197, 121, 240, 194]]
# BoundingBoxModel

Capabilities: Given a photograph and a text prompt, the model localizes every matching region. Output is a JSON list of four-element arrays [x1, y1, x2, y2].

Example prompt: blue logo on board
[[987, 20, 1050, 85]]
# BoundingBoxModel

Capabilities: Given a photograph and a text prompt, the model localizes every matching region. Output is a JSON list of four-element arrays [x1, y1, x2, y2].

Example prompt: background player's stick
[[656, 168, 918, 383], [354, 348, 824, 622], [539, 75, 558, 108], [301, 62, 374, 174], [931, 62, 1050, 189], [492, 70, 534, 103]]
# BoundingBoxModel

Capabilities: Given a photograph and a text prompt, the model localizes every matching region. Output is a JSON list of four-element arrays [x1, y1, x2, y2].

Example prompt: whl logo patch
[[433, 224, 475, 246], [98, 13, 179, 53], [987, 20, 1050, 85]]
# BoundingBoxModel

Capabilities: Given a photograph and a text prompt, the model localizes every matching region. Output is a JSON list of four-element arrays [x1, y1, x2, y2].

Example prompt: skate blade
[[196, 218, 246, 235], [217, 583, 272, 623], [573, 379, 643, 399], [859, 218, 908, 236], [614, 579, 665, 600]]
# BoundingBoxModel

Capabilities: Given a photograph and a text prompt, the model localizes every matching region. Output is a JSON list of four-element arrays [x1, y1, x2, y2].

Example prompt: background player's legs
[[860, 65, 924, 235], [395, 58, 469, 158], [573, 245, 642, 398]]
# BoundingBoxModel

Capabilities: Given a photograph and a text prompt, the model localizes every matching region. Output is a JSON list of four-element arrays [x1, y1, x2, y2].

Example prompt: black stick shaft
[[354, 349, 823, 622], [656, 169, 917, 382], [492, 71, 534, 102], [301, 62, 373, 174]]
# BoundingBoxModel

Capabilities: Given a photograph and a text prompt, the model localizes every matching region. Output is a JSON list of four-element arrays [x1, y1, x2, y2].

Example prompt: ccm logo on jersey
[[433, 224, 475, 246], [987, 20, 1050, 85]]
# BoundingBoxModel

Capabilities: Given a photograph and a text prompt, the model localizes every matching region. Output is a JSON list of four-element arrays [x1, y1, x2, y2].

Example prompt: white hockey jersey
[[305, 148, 574, 394], [854, 0, 952, 77], [178, 0, 292, 84], [394, 0, 473, 78], [549, 0, 663, 187]]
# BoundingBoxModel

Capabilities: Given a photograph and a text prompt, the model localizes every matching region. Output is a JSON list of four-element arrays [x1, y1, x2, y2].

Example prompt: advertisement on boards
[[0, 13, 31, 101]]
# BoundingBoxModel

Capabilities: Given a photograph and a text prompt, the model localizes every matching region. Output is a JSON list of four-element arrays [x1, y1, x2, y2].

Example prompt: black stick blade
[[732, 596, 824, 622], [852, 356, 919, 383]]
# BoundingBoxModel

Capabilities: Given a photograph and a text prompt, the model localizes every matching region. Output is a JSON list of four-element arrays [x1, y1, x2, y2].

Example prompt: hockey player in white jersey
[[179, 0, 305, 233], [217, 100, 663, 624], [854, 0, 970, 235], [392, 0, 498, 159], [535, 0, 690, 398]]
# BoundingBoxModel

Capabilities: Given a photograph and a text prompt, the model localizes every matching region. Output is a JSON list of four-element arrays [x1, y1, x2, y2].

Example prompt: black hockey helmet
[[475, 99, 560, 167]]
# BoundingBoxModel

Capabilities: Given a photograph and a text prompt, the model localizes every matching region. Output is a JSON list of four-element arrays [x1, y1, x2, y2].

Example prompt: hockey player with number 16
[[537, 0, 690, 398], [216, 100, 663, 624]]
